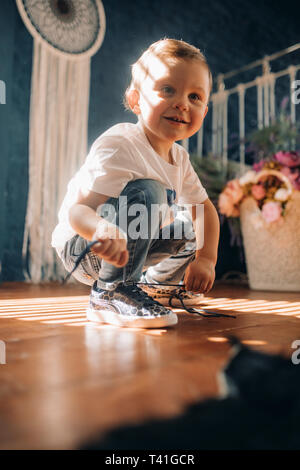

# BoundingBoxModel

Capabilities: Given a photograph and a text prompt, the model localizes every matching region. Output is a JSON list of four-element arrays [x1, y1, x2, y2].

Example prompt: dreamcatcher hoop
[[16, 0, 106, 60]]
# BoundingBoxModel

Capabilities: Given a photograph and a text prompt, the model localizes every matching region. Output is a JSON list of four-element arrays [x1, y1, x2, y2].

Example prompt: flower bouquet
[[218, 151, 300, 223], [218, 151, 300, 291]]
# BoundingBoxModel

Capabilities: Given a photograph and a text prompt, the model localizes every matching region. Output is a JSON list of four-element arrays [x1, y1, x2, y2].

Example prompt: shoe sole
[[86, 307, 178, 328]]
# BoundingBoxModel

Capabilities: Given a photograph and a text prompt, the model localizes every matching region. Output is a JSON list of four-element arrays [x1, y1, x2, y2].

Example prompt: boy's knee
[[119, 179, 169, 234], [121, 179, 167, 206], [173, 209, 195, 243]]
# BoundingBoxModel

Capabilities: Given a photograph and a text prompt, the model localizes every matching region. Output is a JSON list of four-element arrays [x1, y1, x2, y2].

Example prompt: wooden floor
[[0, 280, 299, 450]]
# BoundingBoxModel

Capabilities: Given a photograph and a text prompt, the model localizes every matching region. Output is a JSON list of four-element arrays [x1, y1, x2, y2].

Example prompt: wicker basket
[[239, 171, 300, 292]]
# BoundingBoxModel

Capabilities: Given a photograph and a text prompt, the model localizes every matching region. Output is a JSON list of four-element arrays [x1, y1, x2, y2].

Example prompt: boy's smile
[[130, 57, 210, 161]]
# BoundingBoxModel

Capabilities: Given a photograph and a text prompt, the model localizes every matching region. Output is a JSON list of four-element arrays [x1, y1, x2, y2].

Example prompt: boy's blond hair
[[124, 38, 212, 110]]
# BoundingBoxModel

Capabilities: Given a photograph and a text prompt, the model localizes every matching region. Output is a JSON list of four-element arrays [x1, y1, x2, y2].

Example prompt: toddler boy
[[52, 38, 220, 328]]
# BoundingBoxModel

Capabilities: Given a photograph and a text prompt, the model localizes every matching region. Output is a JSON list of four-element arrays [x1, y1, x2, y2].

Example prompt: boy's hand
[[183, 257, 215, 294], [91, 220, 129, 268]]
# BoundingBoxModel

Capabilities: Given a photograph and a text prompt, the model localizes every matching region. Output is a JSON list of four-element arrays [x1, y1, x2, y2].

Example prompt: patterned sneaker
[[139, 276, 204, 308], [86, 281, 178, 328]]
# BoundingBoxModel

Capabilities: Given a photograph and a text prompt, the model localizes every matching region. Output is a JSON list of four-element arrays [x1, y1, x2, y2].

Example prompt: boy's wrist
[[94, 219, 127, 242], [195, 250, 217, 266]]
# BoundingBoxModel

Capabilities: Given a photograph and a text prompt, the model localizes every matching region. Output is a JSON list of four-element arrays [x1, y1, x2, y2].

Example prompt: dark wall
[[0, 1, 32, 281], [0, 0, 299, 281], [88, 0, 300, 144]]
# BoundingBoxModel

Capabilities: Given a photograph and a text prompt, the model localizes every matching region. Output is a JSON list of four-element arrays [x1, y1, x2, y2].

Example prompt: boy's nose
[[173, 98, 189, 112]]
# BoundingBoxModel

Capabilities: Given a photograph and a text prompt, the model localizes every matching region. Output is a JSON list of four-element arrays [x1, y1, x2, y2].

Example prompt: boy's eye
[[161, 86, 174, 94], [189, 93, 202, 102]]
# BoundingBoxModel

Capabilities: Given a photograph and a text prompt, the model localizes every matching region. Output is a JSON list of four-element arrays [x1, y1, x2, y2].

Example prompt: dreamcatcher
[[16, 0, 106, 282]]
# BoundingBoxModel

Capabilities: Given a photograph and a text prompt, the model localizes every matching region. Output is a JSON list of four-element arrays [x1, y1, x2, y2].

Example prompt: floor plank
[[0, 281, 299, 449]]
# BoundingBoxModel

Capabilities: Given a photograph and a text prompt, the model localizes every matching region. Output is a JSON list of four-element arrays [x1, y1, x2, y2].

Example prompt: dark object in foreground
[[80, 337, 300, 450]]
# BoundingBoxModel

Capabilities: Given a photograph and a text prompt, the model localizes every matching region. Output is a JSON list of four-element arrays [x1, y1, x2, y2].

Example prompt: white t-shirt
[[52, 121, 208, 251]]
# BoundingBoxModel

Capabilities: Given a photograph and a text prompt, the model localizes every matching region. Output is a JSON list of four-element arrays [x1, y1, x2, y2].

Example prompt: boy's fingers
[[115, 250, 129, 267], [202, 279, 211, 293], [93, 237, 126, 251], [112, 254, 123, 267], [101, 240, 119, 255], [185, 281, 192, 292], [123, 250, 129, 265], [91, 235, 128, 266], [108, 248, 124, 265], [205, 281, 213, 293], [92, 243, 109, 256]]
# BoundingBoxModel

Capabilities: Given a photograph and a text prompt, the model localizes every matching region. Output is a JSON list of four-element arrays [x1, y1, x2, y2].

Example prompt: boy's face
[[130, 56, 210, 157]]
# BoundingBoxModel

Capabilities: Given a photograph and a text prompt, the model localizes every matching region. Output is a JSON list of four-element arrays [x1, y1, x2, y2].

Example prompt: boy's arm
[[191, 198, 219, 264], [69, 189, 110, 241], [184, 198, 220, 293], [69, 189, 129, 268]]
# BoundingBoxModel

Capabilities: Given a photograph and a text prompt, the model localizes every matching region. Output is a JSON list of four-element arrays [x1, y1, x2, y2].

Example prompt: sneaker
[[86, 281, 178, 328], [139, 276, 204, 308]]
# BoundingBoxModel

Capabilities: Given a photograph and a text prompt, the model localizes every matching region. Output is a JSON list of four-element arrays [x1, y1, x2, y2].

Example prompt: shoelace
[[120, 282, 168, 308], [63, 240, 236, 319]]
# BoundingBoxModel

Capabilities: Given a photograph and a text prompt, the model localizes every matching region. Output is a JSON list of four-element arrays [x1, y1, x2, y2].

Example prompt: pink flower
[[218, 179, 244, 217], [274, 151, 300, 168], [261, 201, 282, 223], [253, 160, 265, 172], [223, 179, 244, 204], [281, 166, 292, 178], [281, 167, 300, 190], [218, 193, 240, 217], [292, 173, 300, 191], [251, 184, 266, 200]]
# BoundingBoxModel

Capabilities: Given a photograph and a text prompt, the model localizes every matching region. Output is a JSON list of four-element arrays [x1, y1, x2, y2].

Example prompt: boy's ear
[[127, 89, 141, 115], [203, 105, 209, 119]]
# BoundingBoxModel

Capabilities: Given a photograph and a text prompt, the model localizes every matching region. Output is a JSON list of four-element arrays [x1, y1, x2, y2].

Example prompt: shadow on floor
[[80, 337, 300, 450]]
